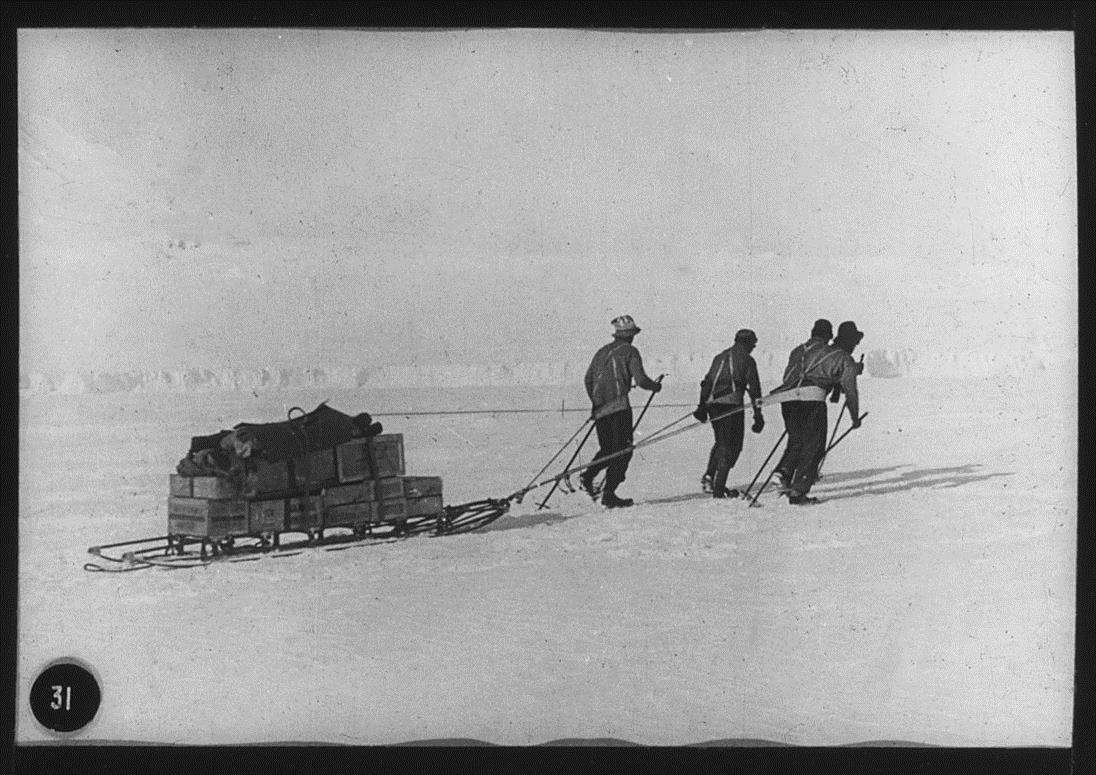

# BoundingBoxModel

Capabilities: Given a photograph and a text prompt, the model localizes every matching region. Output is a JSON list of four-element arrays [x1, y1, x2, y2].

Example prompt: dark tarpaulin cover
[[233, 402, 360, 462], [189, 429, 233, 455]]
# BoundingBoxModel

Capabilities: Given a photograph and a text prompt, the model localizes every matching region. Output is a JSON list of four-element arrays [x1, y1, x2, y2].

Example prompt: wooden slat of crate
[[323, 481, 372, 507], [335, 438, 371, 483], [326, 501, 375, 527], [248, 499, 286, 534], [292, 448, 338, 488], [407, 495, 443, 517], [169, 474, 192, 497], [402, 476, 443, 499], [375, 477, 404, 501], [191, 476, 241, 499], [368, 434, 405, 478], [374, 498, 408, 522]]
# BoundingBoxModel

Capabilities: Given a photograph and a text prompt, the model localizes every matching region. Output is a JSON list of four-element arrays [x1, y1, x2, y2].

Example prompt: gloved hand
[[850, 415, 862, 430], [751, 414, 764, 434], [650, 381, 663, 393], [692, 404, 708, 423]]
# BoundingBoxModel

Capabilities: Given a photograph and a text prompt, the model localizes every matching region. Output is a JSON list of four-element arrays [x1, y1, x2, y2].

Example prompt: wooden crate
[[369, 435, 405, 478], [250, 459, 290, 495], [168, 496, 248, 538], [402, 476, 443, 499], [335, 438, 371, 483], [326, 501, 375, 528], [375, 498, 408, 522], [291, 448, 338, 489], [169, 474, 192, 497], [248, 498, 286, 534], [336, 434, 405, 482], [192, 476, 242, 499], [375, 477, 404, 501], [407, 495, 443, 517], [323, 481, 373, 507]]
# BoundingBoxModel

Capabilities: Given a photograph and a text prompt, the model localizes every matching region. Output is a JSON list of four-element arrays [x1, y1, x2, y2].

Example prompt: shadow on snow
[[479, 463, 1011, 533], [813, 463, 1013, 501]]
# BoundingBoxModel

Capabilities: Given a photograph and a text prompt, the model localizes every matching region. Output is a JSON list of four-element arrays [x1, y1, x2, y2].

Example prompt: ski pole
[[592, 374, 665, 495], [632, 374, 665, 431], [741, 429, 787, 501], [827, 399, 847, 449], [535, 421, 598, 510], [824, 412, 868, 456], [748, 459, 782, 507], [520, 417, 592, 496], [816, 399, 847, 478]]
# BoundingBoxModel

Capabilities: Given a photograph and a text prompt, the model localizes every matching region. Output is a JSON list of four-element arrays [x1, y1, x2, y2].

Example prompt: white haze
[[18, 29, 1076, 376]]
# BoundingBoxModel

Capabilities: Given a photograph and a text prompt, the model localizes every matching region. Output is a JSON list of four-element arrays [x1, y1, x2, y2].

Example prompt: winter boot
[[774, 468, 791, 491], [787, 492, 821, 505], [713, 487, 741, 499], [601, 490, 634, 509], [701, 473, 713, 494], [579, 472, 599, 500]]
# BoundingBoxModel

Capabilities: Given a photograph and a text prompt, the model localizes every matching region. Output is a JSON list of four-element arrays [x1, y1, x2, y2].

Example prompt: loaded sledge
[[85, 402, 510, 572]]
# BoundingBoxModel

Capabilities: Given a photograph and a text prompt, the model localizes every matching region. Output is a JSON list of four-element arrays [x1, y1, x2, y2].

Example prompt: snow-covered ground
[[17, 367, 1075, 746]]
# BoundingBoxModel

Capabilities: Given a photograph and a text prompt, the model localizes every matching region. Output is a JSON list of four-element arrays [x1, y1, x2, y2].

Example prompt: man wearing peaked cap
[[770, 318, 861, 504], [580, 314, 663, 508], [612, 315, 641, 335], [694, 328, 765, 498]]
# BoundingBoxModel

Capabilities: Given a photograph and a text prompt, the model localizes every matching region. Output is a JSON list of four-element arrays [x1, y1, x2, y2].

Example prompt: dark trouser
[[774, 400, 827, 496], [703, 406, 744, 494], [584, 408, 634, 493]]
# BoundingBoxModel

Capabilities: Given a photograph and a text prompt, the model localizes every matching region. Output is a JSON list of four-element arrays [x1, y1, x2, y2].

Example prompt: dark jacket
[[585, 339, 660, 419], [776, 337, 860, 419], [698, 344, 762, 409], [828, 341, 864, 401]]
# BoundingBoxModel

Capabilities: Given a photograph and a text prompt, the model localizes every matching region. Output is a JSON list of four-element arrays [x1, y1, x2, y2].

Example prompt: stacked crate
[[167, 474, 248, 539], [167, 433, 444, 538], [329, 434, 444, 527]]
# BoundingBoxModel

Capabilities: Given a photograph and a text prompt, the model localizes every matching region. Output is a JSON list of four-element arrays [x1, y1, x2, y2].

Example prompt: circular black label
[[29, 661, 101, 734]]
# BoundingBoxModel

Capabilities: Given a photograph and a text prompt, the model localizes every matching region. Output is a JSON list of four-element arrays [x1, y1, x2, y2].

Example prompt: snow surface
[[17, 368, 1075, 746]]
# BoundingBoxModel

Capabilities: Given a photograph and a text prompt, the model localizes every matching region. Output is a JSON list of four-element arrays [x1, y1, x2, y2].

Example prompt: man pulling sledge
[[579, 315, 663, 508], [771, 319, 862, 505], [693, 328, 765, 498]]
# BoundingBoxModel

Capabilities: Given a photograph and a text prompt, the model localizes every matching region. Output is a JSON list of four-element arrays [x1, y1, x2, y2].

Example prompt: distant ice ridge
[[18, 348, 1062, 395]]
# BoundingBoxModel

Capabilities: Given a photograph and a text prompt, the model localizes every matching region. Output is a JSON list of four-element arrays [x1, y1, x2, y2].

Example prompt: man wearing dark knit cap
[[828, 321, 865, 403], [580, 315, 663, 508], [693, 328, 765, 498], [771, 318, 861, 504]]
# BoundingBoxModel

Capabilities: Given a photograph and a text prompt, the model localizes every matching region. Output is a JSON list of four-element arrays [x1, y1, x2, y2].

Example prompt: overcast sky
[[18, 29, 1076, 373]]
